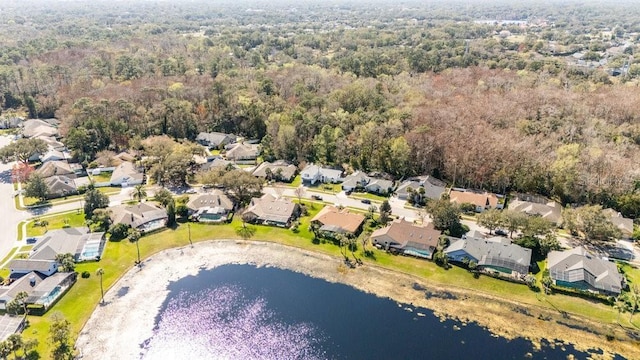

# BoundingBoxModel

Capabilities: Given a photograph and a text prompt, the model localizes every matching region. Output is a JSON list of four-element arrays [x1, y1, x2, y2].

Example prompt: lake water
[[141, 264, 600, 359]]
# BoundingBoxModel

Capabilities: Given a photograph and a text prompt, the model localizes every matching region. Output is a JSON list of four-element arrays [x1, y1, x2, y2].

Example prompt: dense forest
[[1, 0, 640, 217]]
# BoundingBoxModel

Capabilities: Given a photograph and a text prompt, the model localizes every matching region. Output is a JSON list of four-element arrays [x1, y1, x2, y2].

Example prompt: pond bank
[[75, 240, 640, 359]]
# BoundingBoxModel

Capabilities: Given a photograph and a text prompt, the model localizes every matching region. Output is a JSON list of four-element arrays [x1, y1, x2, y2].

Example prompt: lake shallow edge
[[75, 240, 639, 359]]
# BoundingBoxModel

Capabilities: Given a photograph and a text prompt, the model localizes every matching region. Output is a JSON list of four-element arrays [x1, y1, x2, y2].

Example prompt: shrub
[[81, 271, 90, 278]]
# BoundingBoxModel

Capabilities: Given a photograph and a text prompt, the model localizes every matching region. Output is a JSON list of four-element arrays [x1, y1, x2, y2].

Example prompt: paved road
[[263, 185, 419, 221], [0, 136, 29, 259]]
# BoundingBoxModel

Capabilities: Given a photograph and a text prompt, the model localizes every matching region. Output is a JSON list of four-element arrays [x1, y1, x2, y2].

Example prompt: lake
[[141, 264, 597, 359]]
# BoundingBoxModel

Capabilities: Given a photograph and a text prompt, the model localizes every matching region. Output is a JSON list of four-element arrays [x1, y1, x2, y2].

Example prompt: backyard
[[11, 201, 640, 358]]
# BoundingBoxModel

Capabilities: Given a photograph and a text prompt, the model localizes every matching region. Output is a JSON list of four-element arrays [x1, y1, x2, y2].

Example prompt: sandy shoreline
[[75, 240, 640, 359]]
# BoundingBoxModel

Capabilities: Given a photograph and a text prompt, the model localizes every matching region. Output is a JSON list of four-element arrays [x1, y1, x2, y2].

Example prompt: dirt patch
[[75, 240, 640, 359]]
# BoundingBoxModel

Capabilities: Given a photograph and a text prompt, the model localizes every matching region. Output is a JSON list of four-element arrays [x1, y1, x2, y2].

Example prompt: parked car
[[26, 237, 38, 244], [311, 195, 323, 201], [345, 190, 352, 196], [495, 229, 508, 236], [361, 199, 371, 204], [185, 188, 197, 194]]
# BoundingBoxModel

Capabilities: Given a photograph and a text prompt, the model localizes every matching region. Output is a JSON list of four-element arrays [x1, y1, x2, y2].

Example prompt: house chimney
[[30, 275, 36, 287]]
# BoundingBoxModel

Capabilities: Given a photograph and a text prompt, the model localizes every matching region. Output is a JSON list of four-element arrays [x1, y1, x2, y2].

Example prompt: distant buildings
[[508, 195, 562, 225], [300, 164, 343, 185], [449, 189, 503, 212]]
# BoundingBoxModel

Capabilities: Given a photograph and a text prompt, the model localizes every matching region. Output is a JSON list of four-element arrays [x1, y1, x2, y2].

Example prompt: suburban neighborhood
[[0, 118, 638, 356]]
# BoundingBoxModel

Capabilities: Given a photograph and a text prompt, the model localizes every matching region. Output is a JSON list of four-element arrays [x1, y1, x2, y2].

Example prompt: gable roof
[[110, 203, 168, 228], [365, 178, 394, 191], [22, 119, 58, 138], [342, 171, 369, 189], [30, 228, 104, 261], [187, 191, 234, 211], [252, 161, 297, 180], [547, 246, 623, 294], [200, 157, 238, 172], [371, 219, 441, 252], [110, 162, 144, 184], [449, 190, 498, 209], [44, 175, 77, 197], [40, 149, 69, 163], [508, 199, 562, 224], [396, 176, 446, 200], [9, 259, 57, 274], [445, 237, 532, 275], [300, 164, 343, 180], [602, 209, 634, 236], [35, 161, 75, 178], [196, 132, 236, 147], [244, 194, 297, 224], [226, 143, 260, 160], [311, 206, 366, 234]]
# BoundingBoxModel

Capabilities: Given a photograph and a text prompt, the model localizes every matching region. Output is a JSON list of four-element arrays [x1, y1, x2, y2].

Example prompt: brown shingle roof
[[449, 190, 498, 209], [370, 219, 441, 251], [311, 206, 365, 234]]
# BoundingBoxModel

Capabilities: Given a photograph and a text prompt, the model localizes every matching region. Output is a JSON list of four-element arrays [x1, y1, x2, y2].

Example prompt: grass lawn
[[26, 212, 87, 237], [307, 183, 342, 194], [89, 172, 113, 183], [0, 247, 18, 267], [21, 201, 640, 357], [349, 191, 389, 202], [284, 175, 302, 187]]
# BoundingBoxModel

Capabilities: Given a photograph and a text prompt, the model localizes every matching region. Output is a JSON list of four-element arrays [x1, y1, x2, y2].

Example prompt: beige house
[[311, 206, 365, 237]]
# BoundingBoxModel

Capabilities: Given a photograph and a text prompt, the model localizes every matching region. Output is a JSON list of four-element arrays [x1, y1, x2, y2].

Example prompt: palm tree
[[131, 184, 147, 202], [614, 296, 626, 324], [41, 220, 49, 231], [96, 268, 105, 304], [14, 291, 28, 319], [6, 333, 22, 359]]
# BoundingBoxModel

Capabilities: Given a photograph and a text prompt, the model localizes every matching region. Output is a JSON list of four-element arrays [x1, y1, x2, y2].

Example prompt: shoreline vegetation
[[76, 240, 640, 360]]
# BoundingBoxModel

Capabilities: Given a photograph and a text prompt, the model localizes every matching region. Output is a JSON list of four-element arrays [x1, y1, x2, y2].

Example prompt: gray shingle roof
[[445, 237, 532, 275], [547, 246, 623, 294]]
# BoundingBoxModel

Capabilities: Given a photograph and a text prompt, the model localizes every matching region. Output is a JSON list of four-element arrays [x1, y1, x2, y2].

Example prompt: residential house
[[30, 228, 106, 262], [311, 205, 366, 237], [252, 161, 297, 182], [508, 195, 562, 225], [9, 259, 58, 278], [225, 143, 260, 164], [112, 151, 137, 166], [110, 203, 168, 233], [35, 161, 76, 179], [547, 246, 624, 295], [40, 149, 70, 163], [341, 171, 370, 192], [0, 314, 25, 342], [449, 189, 502, 212], [110, 161, 144, 187], [44, 175, 78, 198], [444, 237, 532, 278], [300, 164, 343, 185], [187, 191, 234, 223], [0, 271, 76, 312], [243, 194, 299, 227], [396, 176, 446, 201], [365, 178, 394, 196], [370, 219, 441, 259], [602, 209, 634, 239], [196, 132, 237, 149], [36, 136, 65, 151], [200, 157, 238, 172], [22, 119, 58, 138]]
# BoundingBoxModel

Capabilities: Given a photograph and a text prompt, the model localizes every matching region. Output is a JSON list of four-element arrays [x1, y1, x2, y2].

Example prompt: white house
[[300, 164, 343, 185], [110, 162, 144, 187]]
